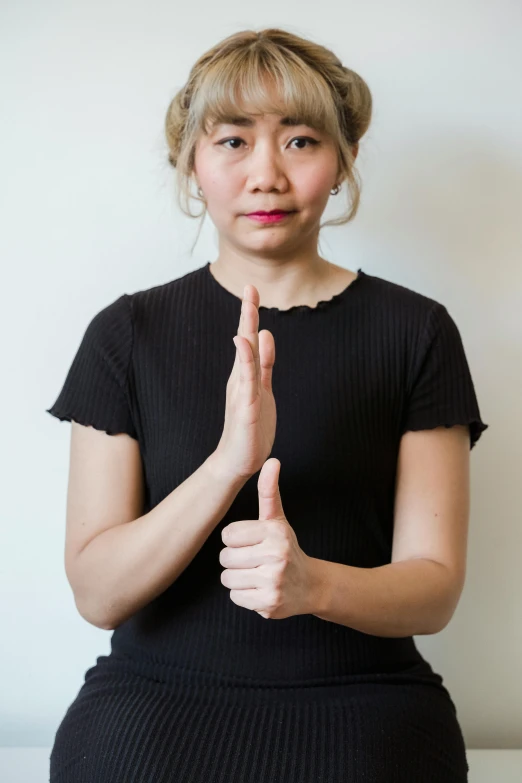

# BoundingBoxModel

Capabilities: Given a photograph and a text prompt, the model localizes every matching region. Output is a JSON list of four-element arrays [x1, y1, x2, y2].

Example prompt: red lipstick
[[245, 210, 295, 224]]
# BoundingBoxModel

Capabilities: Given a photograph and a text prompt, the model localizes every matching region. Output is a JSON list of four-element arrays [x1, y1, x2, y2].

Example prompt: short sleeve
[[45, 294, 138, 439], [400, 302, 489, 450]]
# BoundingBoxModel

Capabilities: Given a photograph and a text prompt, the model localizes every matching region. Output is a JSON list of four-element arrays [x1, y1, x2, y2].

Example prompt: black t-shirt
[[46, 261, 488, 686]]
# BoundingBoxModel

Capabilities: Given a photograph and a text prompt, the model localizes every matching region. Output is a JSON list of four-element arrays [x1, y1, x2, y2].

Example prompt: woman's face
[[193, 107, 343, 259]]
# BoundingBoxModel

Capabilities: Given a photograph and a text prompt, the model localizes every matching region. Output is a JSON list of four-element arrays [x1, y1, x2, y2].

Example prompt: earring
[[330, 183, 341, 195], [197, 186, 204, 198]]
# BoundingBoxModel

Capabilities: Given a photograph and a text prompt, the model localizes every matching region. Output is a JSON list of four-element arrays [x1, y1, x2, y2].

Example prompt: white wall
[[2, 0, 519, 750]]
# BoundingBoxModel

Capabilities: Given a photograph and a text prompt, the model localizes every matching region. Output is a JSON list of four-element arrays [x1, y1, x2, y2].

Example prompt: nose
[[246, 141, 289, 192]]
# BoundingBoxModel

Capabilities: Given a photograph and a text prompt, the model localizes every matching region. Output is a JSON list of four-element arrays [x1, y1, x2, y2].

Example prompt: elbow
[[427, 611, 454, 635], [93, 613, 116, 632], [67, 557, 117, 630], [73, 593, 117, 631], [418, 609, 452, 636], [426, 587, 464, 635], [424, 560, 466, 635]]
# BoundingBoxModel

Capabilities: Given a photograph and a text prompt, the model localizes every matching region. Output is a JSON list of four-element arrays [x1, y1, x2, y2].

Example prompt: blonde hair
[[164, 28, 372, 253]]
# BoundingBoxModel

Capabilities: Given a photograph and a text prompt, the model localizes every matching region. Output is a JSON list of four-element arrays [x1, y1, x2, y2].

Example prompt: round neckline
[[204, 261, 365, 314]]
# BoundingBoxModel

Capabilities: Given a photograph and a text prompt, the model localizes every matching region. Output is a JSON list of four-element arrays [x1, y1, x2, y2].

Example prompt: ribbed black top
[[46, 261, 488, 689]]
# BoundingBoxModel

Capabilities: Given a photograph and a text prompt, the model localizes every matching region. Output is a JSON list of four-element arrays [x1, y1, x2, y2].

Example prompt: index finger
[[237, 284, 261, 381]]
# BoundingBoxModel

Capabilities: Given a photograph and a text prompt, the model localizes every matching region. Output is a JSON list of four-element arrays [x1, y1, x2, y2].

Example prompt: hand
[[213, 283, 277, 481], [219, 458, 316, 619]]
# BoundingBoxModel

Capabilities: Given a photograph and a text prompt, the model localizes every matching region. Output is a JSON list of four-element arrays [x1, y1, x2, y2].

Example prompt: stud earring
[[330, 183, 341, 195]]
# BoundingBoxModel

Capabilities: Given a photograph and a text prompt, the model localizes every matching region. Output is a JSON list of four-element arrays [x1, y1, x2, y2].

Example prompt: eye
[[289, 136, 320, 149], [217, 136, 320, 150], [218, 137, 244, 150]]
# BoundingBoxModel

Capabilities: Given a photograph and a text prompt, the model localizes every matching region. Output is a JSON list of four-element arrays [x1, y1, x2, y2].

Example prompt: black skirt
[[50, 654, 469, 782]]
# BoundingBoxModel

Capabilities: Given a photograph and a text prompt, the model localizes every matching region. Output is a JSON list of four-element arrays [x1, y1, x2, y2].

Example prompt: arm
[[308, 557, 457, 636], [308, 424, 471, 636], [67, 424, 247, 631]]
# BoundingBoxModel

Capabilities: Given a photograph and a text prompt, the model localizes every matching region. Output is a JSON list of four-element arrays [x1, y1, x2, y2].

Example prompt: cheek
[[201, 171, 241, 211], [195, 148, 238, 198], [294, 164, 337, 205]]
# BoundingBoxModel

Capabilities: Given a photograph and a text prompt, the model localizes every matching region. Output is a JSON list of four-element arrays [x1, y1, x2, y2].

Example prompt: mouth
[[246, 210, 295, 216], [244, 210, 296, 223]]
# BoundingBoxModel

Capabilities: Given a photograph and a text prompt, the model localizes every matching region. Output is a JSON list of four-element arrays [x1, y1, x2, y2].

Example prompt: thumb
[[258, 458, 285, 521]]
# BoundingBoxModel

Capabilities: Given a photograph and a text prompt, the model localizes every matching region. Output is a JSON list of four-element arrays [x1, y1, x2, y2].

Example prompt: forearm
[[308, 557, 458, 637], [72, 452, 248, 630]]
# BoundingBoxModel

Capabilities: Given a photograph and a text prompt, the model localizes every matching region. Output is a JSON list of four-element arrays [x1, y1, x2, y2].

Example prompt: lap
[[50, 663, 468, 782]]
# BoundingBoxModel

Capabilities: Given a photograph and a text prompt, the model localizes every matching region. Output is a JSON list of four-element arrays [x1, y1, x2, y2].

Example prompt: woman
[[46, 27, 488, 782]]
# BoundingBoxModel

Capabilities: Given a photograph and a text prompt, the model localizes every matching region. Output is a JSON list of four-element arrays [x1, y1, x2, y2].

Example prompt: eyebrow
[[214, 115, 310, 128]]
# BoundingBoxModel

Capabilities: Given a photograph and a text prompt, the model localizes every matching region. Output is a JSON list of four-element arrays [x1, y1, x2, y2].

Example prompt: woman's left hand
[[219, 458, 318, 619]]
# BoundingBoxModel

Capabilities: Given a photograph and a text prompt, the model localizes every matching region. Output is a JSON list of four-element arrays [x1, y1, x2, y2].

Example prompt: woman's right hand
[[213, 284, 277, 481]]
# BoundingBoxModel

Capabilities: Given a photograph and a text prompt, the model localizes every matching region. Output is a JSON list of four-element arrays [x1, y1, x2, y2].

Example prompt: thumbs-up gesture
[[219, 458, 317, 619]]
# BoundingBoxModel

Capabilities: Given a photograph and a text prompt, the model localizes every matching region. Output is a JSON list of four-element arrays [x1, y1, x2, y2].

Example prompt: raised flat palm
[[215, 284, 277, 480]]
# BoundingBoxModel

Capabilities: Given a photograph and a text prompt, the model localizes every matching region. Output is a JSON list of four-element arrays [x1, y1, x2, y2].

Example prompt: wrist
[[205, 451, 251, 491], [307, 557, 332, 618]]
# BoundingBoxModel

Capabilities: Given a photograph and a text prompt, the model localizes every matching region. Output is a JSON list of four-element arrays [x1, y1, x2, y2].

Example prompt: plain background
[[2, 0, 519, 751]]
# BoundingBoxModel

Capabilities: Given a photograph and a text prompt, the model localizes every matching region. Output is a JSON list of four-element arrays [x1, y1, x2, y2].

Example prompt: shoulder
[[77, 293, 133, 356], [361, 268, 443, 314], [88, 292, 132, 333], [360, 268, 455, 346], [70, 293, 135, 387], [126, 265, 205, 323]]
